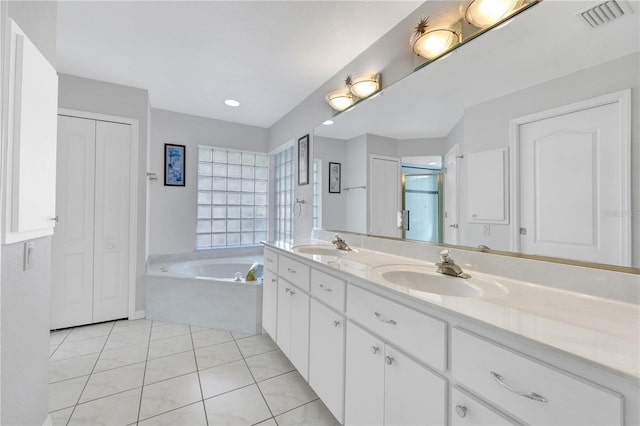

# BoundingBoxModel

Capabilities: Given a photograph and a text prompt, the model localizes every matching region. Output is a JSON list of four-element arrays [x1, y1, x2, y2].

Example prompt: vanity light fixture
[[410, 17, 460, 61], [224, 99, 240, 107], [465, 0, 520, 28], [325, 87, 357, 112], [347, 73, 381, 99]]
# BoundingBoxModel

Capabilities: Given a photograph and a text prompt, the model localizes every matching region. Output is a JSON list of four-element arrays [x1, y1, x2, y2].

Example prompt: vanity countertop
[[263, 240, 640, 379]]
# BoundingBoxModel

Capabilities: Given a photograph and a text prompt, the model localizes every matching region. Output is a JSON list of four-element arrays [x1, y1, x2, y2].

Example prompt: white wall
[[313, 136, 347, 232], [58, 73, 150, 311], [1, 2, 56, 424], [344, 135, 367, 233], [148, 108, 269, 255], [459, 53, 639, 266]]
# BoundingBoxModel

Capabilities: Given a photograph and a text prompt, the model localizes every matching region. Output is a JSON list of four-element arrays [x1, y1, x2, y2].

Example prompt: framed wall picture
[[298, 134, 309, 185], [329, 162, 341, 193], [164, 143, 186, 186]]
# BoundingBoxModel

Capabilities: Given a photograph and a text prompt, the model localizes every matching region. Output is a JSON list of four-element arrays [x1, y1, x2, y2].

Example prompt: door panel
[[370, 157, 400, 237], [51, 116, 96, 329], [93, 120, 131, 322], [444, 144, 459, 244]]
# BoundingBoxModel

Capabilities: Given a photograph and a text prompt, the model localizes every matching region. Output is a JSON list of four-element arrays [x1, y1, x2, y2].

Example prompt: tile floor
[[49, 319, 339, 426]]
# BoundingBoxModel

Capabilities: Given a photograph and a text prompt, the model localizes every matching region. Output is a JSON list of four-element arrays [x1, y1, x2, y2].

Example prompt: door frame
[[57, 108, 140, 320], [508, 89, 631, 258]]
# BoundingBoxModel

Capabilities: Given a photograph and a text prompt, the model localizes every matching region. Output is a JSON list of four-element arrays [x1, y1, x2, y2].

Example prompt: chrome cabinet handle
[[490, 372, 548, 403], [370, 346, 379, 355], [50, 216, 59, 222], [455, 405, 467, 418], [289, 289, 296, 296], [271, 278, 276, 283], [319, 284, 332, 292], [287, 268, 296, 273], [385, 356, 394, 365], [266, 257, 273, 262], [333, 320, 341, 327], [285, 288, 291, 293], [374, 312, 397, 325]]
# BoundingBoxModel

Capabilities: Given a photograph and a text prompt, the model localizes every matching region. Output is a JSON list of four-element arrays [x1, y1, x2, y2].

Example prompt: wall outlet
[[483, 224, 491, 236], [23, 242, 34, 270]]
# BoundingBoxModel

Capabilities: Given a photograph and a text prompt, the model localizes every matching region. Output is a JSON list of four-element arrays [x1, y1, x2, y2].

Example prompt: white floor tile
[[255, 418, 278, 426], [94, 343, 149, 373], [235, 335, 278, 358], [195, 341, 243, 370], [150, 323, 191, 340], [50, 330, 71, 346], [50, 345, 59, 357], [68, 387, 141, 426], [49, 352, 99, 383], [49, 407, 74, 426], [51, 335, 108, 360], [191, 328, 234, 348], [139, 372, 203, 420], [138, 401, 207, 426], [258, 371, 318, 416], [66, 322, 114, 342], [199, 359, 254, 399], [231, 331, 255, 340], [148, 334, 193, 360], [113, 318, 153, 331], [204, 384, 271, 425], [245, 349, 294, 382], [49, 375, 89, 412], [274, 399, 340, 426], [79, 362, 145, 403], [144, 350, 197, 385], [103, 328, 151, 350]]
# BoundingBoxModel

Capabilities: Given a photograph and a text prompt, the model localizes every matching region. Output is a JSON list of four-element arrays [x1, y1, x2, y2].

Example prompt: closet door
[[51, 116, 96, 329], [93, 120, 131, 322]]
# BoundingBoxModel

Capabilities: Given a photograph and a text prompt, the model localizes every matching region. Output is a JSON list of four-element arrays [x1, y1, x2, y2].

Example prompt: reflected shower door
[[403, 173, 442, 243]]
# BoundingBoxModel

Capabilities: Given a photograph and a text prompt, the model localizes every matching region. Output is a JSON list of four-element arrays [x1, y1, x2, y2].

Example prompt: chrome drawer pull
[[287, 268, 296, 273], [319, 284, 333, 292], [333, 320, 341, 327], [285, 288, 291, 293], [370, 346, 380, 355], [385, 356, 394, 365], [271, 278, 276, 283], [266, 257, 273, 262], [455, 405, 467, 418], [490, 372, 548, 403], [374, 312, 397, 325]]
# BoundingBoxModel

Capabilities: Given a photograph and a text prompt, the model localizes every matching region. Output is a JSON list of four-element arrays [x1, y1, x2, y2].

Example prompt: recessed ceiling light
[[322, 120, 334, 126], [224, 99, 240, 107]]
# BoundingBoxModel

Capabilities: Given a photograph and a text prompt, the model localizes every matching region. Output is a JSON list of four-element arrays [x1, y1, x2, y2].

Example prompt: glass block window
[[273, 146, 294, 243], [196, 146, 268, 249], [313, 159, 321, 229]]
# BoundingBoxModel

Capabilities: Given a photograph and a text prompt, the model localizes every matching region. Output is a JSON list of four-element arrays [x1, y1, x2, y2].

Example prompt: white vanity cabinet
[[276, 255, 310, 379], [262, 266, 278, 339], [345, 321, 447, 426], [309, 298, 345, 423]]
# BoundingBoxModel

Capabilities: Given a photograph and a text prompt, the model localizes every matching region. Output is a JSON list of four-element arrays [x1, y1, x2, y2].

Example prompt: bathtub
[[145, 255, 263, 334]]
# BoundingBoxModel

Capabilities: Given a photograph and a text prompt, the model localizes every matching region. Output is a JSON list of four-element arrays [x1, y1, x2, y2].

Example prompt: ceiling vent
[[577, 0, 633, 28]]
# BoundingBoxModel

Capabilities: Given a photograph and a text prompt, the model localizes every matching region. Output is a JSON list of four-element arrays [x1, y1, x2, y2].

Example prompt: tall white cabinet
[[51, 115, 131, 329]]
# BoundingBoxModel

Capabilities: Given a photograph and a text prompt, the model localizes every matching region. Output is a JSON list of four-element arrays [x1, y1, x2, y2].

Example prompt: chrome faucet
[[436, 249, 470, 279], [331, 233, 352, 251]]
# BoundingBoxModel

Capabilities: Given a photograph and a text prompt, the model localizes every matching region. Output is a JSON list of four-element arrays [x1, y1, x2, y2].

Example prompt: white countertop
[[264, 240, 640, 379]]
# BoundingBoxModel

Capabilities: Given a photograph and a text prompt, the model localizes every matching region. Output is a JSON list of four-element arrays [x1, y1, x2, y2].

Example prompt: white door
[[289, 287, 310, 379], [52, 116, 131, 329], [92, 120, 131, 322], [518, 99, 629, 265], [344, 321, 384, 426], [384, 346, 446, 426], [51, 116, 96, 329], [276, 282, 292, 354], [262, 269, 278, 339], [369, 156, 400, 237], [444, 144, 459, 244], [309, 299, 345, 423]]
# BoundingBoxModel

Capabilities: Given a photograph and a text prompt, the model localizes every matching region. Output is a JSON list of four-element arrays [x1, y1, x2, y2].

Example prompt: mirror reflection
[[313, 0, 639, 268]]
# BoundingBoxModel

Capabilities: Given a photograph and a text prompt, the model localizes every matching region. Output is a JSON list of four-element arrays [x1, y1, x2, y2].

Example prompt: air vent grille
[[578, 0, 631, 28]]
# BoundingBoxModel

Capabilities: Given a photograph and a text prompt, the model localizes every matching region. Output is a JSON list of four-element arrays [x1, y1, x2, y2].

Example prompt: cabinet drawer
[[451, 387, 517, 426], [263, 248, 278, 272], [311, 268, 346, 312], [347, 284, 446, 371], [451, 328, 622, 426], [278, 255, 310, 291]]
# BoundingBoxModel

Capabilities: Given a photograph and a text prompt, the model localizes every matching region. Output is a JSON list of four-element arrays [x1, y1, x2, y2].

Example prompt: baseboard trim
[[133, 310, 146, 320], [42, 414, 52, 426]]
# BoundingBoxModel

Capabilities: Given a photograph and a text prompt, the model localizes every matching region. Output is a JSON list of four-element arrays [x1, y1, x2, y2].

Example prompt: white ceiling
[[56, 1, 424, 128]]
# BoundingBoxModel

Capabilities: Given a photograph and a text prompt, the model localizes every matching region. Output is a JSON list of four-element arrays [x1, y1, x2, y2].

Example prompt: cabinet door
[[345, 322, 384, 426], [289, 286, 310, 379], [276, 282, 292, 355], [309, 299, 345, 423], [384, 346, 446, 426], [262, 269, 278, 339]]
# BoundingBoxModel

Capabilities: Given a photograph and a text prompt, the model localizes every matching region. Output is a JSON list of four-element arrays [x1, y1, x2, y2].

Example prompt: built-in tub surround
[[145, 249, 263, 334], [276, 231, 639, 379]]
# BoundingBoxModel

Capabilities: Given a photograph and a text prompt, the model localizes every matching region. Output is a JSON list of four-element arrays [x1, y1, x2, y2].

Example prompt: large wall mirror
[[313, 0, 639, 270]]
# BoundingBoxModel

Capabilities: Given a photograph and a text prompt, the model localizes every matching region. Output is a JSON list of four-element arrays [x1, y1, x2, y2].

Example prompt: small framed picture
[[298, 134, 309, 185], [329, 162, 341, 193], [164, 143, 186, 186]]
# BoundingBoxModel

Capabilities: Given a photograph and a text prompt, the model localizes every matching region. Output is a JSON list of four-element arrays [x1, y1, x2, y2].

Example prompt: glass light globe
[[325, 88, 356, 112], [411, 28, 459, 60], [465, 0, 519, 28], [349, 74, 380, 98]]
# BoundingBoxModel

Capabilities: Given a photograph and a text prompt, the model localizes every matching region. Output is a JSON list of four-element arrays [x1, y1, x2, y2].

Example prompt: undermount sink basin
[[370, 264, 507, 298], [292, 245, 346, 257]]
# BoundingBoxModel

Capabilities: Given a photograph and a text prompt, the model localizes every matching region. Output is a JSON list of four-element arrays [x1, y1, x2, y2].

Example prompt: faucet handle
[[333, 233, 342, 241], [439, 249, 452, 263]]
